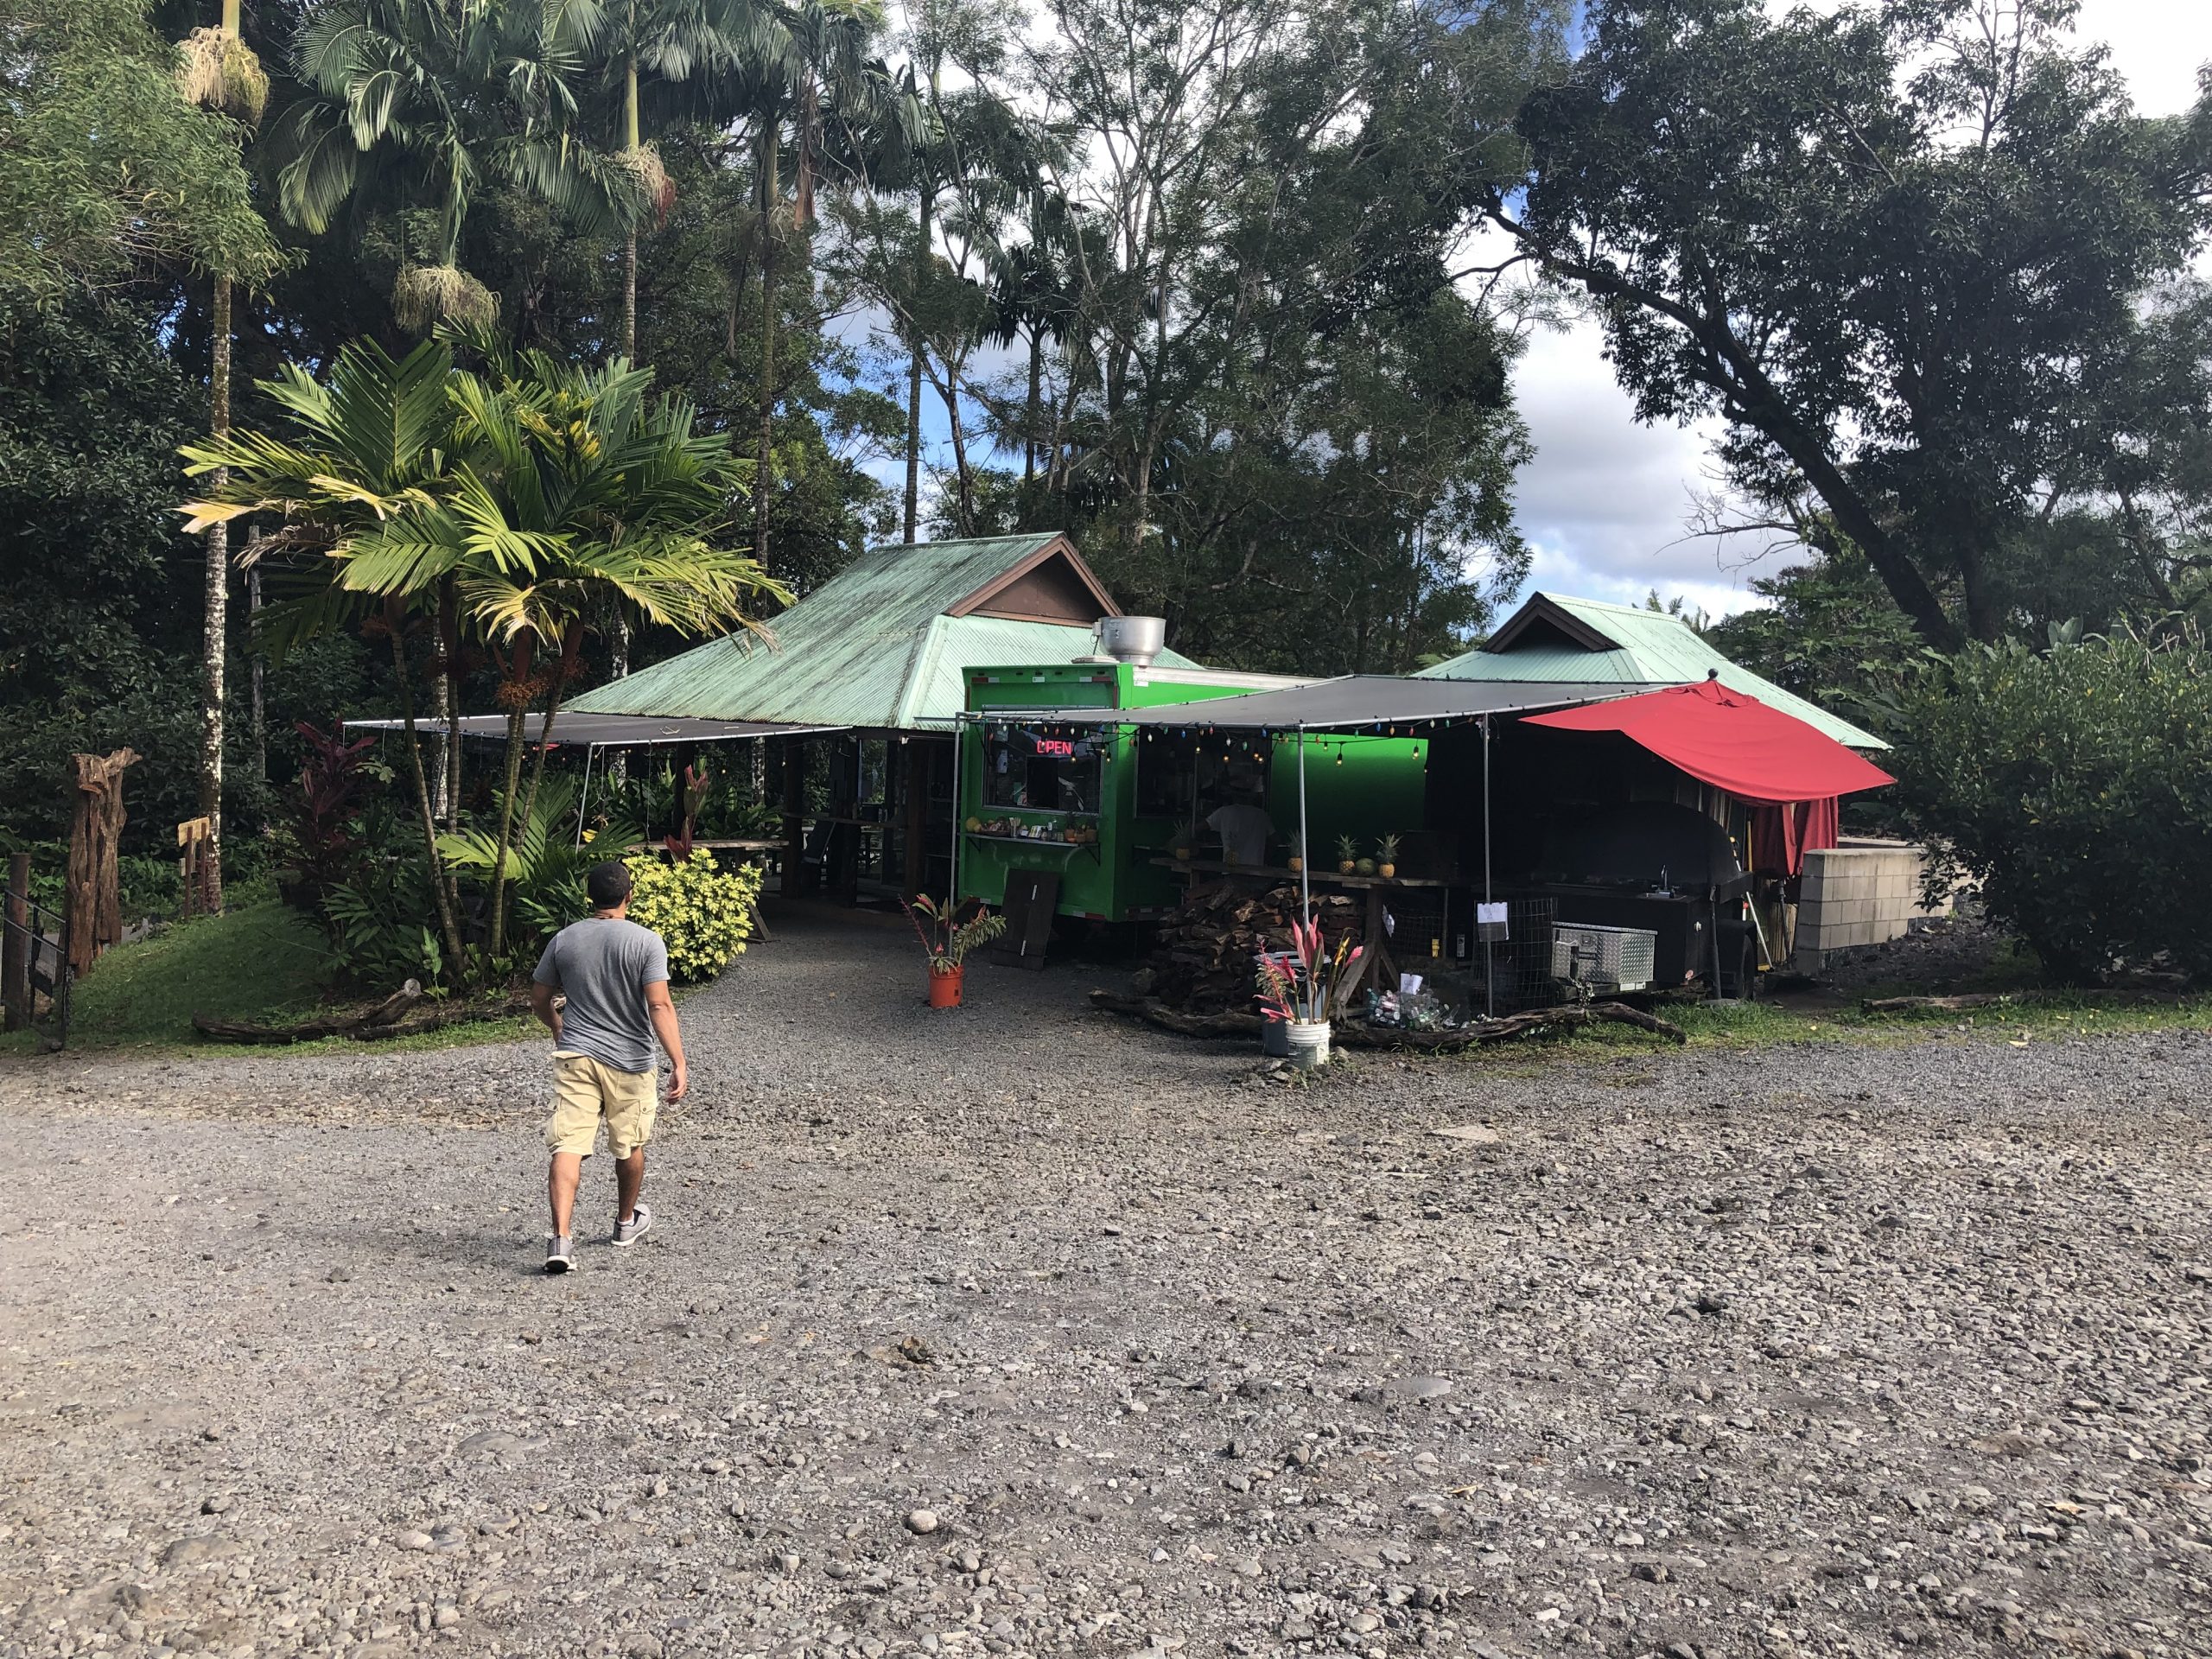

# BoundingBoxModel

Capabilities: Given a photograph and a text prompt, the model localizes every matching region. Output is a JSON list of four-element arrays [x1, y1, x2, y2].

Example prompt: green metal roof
[[1416, 591, 1887, 750], [568, 533, 1195, 731]]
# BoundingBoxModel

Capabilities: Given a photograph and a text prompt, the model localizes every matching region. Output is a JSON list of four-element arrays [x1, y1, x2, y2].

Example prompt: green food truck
[[955, 654, 1313, 921]]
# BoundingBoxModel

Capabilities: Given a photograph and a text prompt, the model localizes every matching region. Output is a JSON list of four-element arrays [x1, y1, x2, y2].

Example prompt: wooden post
[[3, 853, 28, 1032], [68, 749, 140, 976], [902, 740, 931, 898], [781, 736, 807, 899]]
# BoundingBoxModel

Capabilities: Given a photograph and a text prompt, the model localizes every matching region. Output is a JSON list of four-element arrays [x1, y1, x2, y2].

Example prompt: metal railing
[[3, 865, 71, 1052]]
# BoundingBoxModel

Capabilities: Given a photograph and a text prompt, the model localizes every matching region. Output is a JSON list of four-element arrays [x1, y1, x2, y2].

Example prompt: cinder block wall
[[1792, 840, 1944, 972]]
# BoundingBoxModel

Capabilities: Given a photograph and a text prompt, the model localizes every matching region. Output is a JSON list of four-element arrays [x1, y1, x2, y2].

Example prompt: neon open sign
[[1035, 738, 1076, 757]]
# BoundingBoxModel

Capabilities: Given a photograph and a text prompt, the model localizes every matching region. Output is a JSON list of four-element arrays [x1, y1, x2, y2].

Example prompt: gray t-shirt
[[533, 917, 670, 1074]]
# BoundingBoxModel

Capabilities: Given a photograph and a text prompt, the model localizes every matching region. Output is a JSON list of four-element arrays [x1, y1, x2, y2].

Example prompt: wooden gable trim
[[1482, 593, 1618, 654], [944, 534, 1123, 623]]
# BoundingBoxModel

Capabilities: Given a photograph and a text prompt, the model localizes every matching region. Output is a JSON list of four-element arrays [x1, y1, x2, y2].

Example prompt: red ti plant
[[281, 721, 378, 907], [1255, 912, 1360, 1023]]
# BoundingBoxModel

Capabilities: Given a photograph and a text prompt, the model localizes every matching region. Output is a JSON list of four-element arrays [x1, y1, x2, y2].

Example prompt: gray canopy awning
[[958, 676, 1677, 733], [344, 712, 846, 747]]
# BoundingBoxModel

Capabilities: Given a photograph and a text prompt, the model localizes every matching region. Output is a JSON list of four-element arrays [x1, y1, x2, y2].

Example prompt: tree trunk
[[624, 232, 639, 363], [438, 576, 462, 829], [623, 53, 640, 363], [1024, 322, 1041, 486], [753, 128, 779, 566], [939, 373, 974, 535], [517, 632, 579, 860], [488, 702, 529, 961], [388, 619, 467, 976], [903, 188, 931, 545], [247, 557, 265, 784], [200, 271, 232, 912]]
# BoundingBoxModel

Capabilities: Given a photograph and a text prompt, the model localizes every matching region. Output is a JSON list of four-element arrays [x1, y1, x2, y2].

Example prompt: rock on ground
[[1, 916, 2209, 1659]]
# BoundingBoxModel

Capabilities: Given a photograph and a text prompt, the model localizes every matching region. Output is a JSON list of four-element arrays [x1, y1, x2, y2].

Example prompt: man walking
[[530, 860, 688, 1274]]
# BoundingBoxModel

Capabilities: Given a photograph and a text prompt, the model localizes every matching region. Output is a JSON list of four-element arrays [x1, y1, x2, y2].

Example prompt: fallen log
[[348, 995, 533, 1041], [1089, 991, 1685, 1049], [193, 979, 430, 1045], [1859, 988, 2190, 1014]]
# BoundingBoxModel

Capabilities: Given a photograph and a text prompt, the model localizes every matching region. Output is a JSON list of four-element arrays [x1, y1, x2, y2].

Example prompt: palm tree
[[593, 0, 773, 360], [180, 339, 470, 971], [183, 339, 790, 969], [421, 350, 786, 953], [269, 0, 638, 332], [709, 0, 915, 562], [175, 0, 270, 912]]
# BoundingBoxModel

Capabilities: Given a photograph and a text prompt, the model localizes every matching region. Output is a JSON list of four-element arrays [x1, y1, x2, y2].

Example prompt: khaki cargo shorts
[[546, 1051, 658, 1159]]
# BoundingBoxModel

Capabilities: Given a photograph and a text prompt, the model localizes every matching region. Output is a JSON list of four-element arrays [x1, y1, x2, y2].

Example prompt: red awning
[[1520, 678, 1895, 804]]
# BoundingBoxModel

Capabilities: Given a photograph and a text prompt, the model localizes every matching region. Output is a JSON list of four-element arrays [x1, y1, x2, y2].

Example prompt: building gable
[[945, 536, 1121, 626]]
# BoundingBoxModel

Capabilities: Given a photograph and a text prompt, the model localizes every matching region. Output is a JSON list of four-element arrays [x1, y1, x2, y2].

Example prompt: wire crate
[[1479, 896, 1560, 1014], [1552, 922, 1658, 994]]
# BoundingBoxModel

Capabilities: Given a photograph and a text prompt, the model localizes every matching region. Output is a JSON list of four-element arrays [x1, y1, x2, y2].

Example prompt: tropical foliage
[[1885, 627, 2212, 983], [181, 334, 784, 969], [625, 849, 764, 980]]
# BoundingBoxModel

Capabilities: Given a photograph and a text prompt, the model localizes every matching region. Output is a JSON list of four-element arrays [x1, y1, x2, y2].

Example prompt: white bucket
[[1285, 1019, 1332, 1069]]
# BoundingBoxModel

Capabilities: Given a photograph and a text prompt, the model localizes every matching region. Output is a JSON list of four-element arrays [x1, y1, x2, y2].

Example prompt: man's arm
[[530, 980, 562, 1043], [645, 980, 687, 1101]]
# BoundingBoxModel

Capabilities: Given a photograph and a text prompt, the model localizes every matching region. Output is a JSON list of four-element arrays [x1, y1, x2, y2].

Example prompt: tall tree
[[1489, 0, 2212, 647], [269, 0, 639, 333], [176, 0, 271, 909], [707, 0, 913, 563], [0, 0, 276, 302]]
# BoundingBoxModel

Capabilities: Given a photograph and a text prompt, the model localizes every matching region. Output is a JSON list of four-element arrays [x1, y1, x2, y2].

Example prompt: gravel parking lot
[[3, 917, 2210, 1659]]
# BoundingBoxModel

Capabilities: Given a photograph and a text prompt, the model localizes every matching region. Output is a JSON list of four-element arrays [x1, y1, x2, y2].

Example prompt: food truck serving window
[[986, 726, 1103, 813]]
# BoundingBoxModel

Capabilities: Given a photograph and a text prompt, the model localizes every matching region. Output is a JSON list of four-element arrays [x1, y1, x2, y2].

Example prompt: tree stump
[[68, 749, 139, 976]]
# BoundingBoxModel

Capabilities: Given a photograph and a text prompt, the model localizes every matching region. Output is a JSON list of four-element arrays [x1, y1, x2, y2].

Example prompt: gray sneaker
[[613, 1204, 653, 1249], [544, 1235, 575, 1274]]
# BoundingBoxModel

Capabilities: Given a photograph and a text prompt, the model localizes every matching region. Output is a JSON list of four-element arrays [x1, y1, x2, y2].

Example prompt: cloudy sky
[[1520, 1, 2212, 618]]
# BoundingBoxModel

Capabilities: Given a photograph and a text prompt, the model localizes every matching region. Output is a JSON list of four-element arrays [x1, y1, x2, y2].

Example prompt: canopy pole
[[1483, 715, 1493, 1020], [1296, 725, 1311, 922], [575, 744, 595, 849], [949, 720, 963, 906]]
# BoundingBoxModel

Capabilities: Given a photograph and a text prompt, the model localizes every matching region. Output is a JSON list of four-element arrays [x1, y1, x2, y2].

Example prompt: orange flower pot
[[927, 965, 965, 1008]]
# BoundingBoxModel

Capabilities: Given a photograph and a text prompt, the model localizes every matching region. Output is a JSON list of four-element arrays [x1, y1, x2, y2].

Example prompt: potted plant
[[1255, 914, 1362, 1068], [1287, 836, 1305, 874], [1374, 834, 1400, 880], [902, 894, 1008, 1008], [1336, 834, 1358, 875]]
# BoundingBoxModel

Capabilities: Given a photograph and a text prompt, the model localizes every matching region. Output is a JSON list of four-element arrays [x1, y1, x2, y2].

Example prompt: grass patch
[[0, 900, 545, 1057], [1471, 987, 2212, 1062], [1, 901, 329, 1052]]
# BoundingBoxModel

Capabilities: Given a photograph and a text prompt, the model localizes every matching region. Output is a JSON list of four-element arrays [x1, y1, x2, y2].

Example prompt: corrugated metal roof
[[567, 534, 1196, 731], [1416, 591, 1888, 750]]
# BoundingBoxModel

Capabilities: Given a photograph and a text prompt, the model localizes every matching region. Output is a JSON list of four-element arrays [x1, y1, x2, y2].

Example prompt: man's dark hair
[[587, 861, 633, 910]]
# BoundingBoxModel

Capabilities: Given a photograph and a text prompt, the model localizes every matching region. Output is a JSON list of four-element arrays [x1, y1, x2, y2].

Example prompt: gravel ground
[[3, 915, 2211, 1659]]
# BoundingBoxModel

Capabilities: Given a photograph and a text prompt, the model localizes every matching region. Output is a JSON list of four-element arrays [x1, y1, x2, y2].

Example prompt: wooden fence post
[[3, 853, 28, 1033]]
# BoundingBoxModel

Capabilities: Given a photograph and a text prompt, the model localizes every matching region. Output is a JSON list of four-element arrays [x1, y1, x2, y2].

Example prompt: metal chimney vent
[[1096, 615, 1166, 667]]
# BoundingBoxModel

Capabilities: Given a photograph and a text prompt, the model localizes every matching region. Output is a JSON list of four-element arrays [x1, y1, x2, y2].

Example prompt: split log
[[192, 979, 425, 1045], [349, 994, 532, 1041]]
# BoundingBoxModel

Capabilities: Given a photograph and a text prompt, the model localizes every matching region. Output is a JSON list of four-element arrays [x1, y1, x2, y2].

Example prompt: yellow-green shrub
[[622, 850, 761, 981]]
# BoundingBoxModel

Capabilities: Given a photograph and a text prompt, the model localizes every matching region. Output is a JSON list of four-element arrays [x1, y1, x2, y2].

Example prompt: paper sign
[[1476, 901, 1509, 943]]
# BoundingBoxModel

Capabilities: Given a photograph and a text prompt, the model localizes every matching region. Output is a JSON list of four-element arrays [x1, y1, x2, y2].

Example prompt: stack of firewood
[[1141, 880, 1363, 1012]]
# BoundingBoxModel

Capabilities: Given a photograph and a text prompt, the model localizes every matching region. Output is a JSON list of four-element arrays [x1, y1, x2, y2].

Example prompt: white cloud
[[1511, 0, 2212, 620]]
